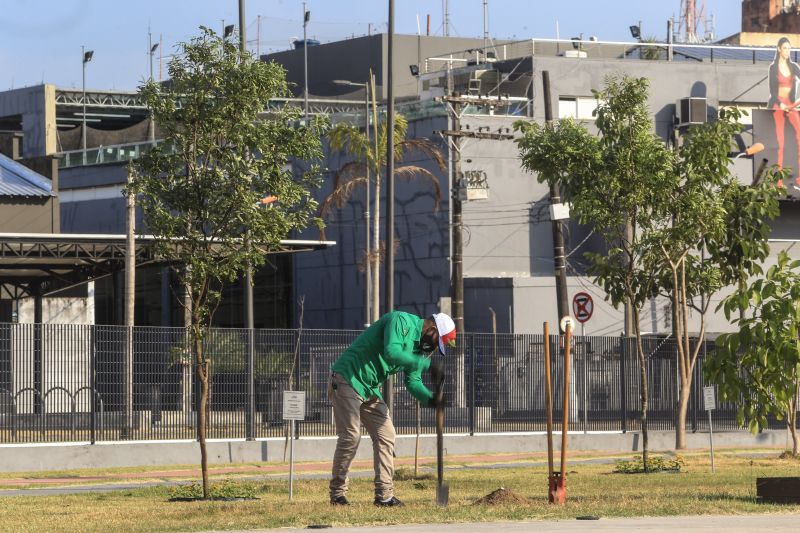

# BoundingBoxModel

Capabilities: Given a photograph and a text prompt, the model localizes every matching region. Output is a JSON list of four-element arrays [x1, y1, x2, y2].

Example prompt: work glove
[[426, 394, 447, 409]]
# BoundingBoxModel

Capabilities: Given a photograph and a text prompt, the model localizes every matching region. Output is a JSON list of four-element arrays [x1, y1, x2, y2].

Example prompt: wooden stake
[[560, 324, 572, 478], [544, 322, 554, 478]]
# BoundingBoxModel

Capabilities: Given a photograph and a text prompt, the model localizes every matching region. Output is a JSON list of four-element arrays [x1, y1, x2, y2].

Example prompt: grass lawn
[[1, 452, 799, 532]]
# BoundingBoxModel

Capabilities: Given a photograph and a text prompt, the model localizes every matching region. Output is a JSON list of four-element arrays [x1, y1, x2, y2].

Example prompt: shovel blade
[[437, 483, 450, 506]]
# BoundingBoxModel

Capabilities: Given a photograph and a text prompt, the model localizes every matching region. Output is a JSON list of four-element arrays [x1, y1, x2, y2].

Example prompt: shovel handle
[[435, 376, 445, 488]]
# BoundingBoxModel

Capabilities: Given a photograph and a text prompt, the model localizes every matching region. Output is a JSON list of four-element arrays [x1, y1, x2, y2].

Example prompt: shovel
[[435, 375, 449, 506]]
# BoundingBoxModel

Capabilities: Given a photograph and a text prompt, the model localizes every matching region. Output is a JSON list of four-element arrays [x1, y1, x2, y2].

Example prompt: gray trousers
[[328, 373, 396, 500]]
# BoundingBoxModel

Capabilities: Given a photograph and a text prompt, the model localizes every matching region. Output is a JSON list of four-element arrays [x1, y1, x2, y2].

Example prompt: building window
[[558, 97, 599, 120]]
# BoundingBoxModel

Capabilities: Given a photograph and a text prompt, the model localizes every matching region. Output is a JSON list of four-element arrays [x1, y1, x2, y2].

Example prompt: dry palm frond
[[395, 166, 442, 211], [318, 175, 367, 240]]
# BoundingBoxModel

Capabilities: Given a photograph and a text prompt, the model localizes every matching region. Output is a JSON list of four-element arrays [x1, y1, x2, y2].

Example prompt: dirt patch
[[474, 487, 530, 505]]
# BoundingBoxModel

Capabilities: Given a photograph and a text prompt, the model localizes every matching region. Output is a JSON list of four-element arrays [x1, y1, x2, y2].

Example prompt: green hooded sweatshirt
[[331, 311, 434, 403]]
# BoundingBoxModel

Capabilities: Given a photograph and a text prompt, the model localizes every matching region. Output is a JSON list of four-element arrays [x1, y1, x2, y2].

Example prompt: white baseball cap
[[432, 313, 456, 355]]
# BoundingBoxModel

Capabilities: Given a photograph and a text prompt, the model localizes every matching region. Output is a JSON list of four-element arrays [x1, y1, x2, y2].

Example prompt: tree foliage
[[517, 74, 785, 455], [129, 27, 328, 497], [516, 75, 673, 469], [709, 251, 800, 454], [655, 108, 782, 449]]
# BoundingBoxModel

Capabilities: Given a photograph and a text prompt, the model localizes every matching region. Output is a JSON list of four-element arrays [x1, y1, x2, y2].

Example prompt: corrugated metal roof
[[0, 152, 54, 197]]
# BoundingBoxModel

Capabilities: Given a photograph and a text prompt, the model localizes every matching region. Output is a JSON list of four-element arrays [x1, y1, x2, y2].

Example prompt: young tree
[[130, 27, 327, 498], [657, 109, 782, 449], [321, 113, 445, 321], [516, 75, 673, 470], [709, 250, 800, 455]]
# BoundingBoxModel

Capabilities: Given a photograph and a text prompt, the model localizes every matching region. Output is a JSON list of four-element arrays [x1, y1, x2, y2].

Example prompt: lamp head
[[224, 24, 235, 38], [629, 25, 641, 39], [150, 43, 159, 53], [83, 50, 94, 63]]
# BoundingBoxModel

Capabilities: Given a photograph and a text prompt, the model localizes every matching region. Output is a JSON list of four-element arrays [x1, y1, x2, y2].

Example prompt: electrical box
[[676, 97, 707, 127], [457, 170, 489, 201], [549, 202, 571, 221]]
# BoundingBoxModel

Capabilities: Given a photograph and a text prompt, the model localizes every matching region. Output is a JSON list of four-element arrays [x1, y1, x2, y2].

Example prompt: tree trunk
[[790, 377, 799, 456], [194, 331, 210, 499], [675, 377, 691, 449]]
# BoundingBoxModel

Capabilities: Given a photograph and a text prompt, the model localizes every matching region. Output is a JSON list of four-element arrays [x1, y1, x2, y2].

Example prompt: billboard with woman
[[753, 37, 800, 196]]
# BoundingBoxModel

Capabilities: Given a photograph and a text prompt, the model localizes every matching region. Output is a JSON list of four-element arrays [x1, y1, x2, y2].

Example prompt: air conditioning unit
[[675, 97, 707, 127]]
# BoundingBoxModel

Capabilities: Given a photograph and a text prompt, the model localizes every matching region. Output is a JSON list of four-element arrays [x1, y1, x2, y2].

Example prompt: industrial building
[[0, 2, 798, 338]]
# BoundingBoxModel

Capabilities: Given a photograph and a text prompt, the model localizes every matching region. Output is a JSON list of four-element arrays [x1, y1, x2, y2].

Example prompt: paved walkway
[[206, 514, 800, 533]]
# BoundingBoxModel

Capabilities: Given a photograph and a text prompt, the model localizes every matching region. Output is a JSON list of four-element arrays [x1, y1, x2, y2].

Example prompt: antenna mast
[[678, 0, 713, 43], [443, 0, 450, 37], [483, 0, 488, 62]]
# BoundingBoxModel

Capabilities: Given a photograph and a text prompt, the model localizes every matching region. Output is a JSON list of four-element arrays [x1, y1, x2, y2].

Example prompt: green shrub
[[613, 455, 685, 474], [168, 479, 259, 501]]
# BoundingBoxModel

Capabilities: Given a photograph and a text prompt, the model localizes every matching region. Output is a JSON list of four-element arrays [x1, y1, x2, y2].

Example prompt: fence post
[[295, 329, 302, 439], [620, 333, 627, 433], [583, 334, 588, 433], [245, 327, 255, 441], [469, 333, 475, 436], [90, 325, 96, 445]]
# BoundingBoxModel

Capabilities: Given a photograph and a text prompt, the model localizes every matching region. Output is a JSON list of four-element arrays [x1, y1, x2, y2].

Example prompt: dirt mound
[[474, 487, 530, 505]]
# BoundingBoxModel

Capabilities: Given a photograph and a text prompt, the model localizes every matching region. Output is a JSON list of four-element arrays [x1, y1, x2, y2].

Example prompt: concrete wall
[[0, 197, 57, 233], [0, 429, 788, 472], [265, 34, 510, 101], [293, 112, 451, 329], [295, 53, 800, 335], [0, 84, 56, 157], [59, 163, 135, 234]]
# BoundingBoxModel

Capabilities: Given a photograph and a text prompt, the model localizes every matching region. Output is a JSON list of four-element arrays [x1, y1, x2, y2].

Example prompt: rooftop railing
[[420, 37, 785, 75]]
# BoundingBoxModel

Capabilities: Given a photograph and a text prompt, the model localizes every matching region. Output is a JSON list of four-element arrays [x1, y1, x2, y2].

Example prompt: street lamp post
[[148, 35, 159, 142], [303, 4, 310, 120], [333, 78, 372, 326], [82, 46, 94, 166]]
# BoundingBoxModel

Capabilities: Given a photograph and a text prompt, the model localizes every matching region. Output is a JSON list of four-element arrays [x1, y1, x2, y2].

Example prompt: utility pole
[[437, 95, 514, 335], [438, 92, 513, 408], [541, 71, 570, 329]]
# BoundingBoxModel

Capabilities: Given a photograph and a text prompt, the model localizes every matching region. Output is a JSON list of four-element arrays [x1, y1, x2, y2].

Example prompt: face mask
[[419, 331, 437, 354]]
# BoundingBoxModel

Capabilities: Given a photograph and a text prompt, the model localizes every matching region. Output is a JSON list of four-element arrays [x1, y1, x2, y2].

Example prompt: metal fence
[[0, 323, 787, 444]]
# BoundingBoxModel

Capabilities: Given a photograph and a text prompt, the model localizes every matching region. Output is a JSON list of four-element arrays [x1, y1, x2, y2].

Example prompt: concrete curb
[[0, 429, 788, 473]]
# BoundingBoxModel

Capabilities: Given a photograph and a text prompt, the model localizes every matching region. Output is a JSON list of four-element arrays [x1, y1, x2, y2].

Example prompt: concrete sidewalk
[[210, 514, 800, 533]]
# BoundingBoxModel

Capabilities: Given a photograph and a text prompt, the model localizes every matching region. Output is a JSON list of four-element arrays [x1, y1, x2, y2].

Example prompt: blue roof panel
[[0, 152, 53, 197]]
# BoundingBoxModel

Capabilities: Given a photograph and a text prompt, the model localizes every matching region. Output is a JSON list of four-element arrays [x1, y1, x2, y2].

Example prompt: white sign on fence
[[282, 391, 306, 420], [703, 386, 716, 411]]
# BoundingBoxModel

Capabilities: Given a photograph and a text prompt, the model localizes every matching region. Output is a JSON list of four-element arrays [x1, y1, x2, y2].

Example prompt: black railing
[[0, 322, 790, 444]]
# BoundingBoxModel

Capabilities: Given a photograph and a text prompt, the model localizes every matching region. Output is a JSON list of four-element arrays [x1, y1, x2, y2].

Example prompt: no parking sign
[[572, 292, 593, 324]]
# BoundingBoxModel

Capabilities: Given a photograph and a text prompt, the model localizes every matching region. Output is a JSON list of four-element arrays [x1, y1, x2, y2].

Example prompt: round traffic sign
[[572, 292, 594, 323]]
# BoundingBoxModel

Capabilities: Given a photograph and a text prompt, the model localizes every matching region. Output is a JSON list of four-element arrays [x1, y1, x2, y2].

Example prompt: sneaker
[[374, 496, 404, 507], [330, 495, 350, 506]]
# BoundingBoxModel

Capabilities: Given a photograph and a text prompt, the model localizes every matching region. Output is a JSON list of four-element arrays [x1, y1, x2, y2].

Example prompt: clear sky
[[0, 0, 741, 92]]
